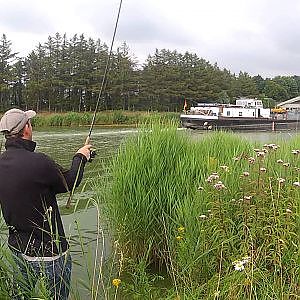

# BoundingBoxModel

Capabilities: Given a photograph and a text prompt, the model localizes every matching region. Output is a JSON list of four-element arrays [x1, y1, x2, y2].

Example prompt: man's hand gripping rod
[[85, 135, 96, 161]]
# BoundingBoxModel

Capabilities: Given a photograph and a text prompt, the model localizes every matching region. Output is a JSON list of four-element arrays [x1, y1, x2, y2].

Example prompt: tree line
[[1, 33, 300, 112]]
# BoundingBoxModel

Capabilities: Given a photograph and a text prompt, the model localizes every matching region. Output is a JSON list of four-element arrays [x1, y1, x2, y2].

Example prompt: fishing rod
[[66, 0, 123, 208], [85, 0, 123, 147]]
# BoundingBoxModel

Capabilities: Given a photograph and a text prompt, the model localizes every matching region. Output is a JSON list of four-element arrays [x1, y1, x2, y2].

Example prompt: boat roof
[[196, 103, 219, 106], [277, 96, 300, 106], [194, 103, 247, 108]]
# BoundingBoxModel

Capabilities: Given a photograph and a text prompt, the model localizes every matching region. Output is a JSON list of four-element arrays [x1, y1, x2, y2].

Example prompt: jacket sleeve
[[45, 153, 88, 194]]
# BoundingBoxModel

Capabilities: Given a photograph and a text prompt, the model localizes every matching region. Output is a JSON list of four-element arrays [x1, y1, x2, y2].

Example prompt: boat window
[[253, 112, 255, 116], [239, 112, 242, 116], [227, 111, 230, 116]]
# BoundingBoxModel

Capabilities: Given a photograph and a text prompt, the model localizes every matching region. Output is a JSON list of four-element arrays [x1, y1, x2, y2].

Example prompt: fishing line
[[86, 0, 123, 145], [66, 0, 123, 208]]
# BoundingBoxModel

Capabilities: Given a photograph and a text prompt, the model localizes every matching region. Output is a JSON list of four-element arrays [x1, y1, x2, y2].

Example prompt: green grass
[[30, 111, 179, 127], [0, 122, 299, 299], [104, 124, 300, 299]]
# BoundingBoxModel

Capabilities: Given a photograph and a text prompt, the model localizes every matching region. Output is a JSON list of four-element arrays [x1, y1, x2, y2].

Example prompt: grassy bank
[[0, 123, 299, 299], [104, 123, 300, 299], [30, 111, 180, 127]]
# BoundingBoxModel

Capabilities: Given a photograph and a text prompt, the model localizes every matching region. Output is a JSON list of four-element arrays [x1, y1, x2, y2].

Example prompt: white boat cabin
[[189, 99, 271, 119]]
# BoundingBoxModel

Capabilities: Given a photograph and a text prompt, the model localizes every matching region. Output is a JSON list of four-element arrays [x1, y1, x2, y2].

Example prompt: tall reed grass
[[0, 121, 299, 299], [104, 123, 300, 299], [30, 111, 179, 127]]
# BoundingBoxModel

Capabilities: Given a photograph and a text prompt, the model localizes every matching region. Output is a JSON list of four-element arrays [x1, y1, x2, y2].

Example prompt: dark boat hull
[[180, 115, 300, 131]]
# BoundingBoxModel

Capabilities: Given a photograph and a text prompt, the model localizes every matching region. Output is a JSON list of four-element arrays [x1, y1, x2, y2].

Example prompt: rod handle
[[85, 136, 90, 145]]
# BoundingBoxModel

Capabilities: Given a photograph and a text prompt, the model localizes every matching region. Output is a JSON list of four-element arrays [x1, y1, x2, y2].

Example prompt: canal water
[[1, 126, 299, 298]]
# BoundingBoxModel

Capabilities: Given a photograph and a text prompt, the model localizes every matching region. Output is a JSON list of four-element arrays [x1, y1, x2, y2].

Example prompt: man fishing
[[0, 108, 92, 299]]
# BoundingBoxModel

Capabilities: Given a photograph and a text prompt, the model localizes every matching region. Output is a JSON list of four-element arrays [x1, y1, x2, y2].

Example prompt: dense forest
[[1, 33, 300, 112]]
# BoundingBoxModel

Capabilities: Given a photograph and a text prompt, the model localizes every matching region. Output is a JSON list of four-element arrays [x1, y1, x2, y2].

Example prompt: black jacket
[[0, 137, 87, 256]]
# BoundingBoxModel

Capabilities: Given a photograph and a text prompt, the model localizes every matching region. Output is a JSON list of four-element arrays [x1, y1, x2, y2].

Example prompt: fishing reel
[[89, 149, 97, 162]]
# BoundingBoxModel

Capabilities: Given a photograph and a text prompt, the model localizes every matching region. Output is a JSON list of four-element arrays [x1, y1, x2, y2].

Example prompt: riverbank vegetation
[[0, 124, 299, 299], [103, 124, 300, 299], [30, 111, 179, 127], [1, 33, 300, 113]]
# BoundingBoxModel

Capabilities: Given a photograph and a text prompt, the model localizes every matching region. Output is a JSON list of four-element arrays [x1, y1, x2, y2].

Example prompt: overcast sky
[[0, 0, 299, 78]]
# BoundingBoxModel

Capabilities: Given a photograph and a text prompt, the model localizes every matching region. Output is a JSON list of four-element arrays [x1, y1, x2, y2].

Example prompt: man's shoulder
[[30, 151, 51, 161], [30, 151, 58, 168], [39, 152, 65, 169]]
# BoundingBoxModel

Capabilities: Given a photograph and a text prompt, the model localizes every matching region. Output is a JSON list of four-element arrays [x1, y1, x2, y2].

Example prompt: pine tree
[[0, 34, 17, 110]]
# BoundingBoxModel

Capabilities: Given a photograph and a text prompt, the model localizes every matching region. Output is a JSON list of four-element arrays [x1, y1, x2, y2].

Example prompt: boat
[[180, 98, 300, 131]]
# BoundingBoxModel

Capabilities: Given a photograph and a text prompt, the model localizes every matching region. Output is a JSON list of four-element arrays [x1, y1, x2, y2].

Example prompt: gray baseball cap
[[0, 108, 36, 135]]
